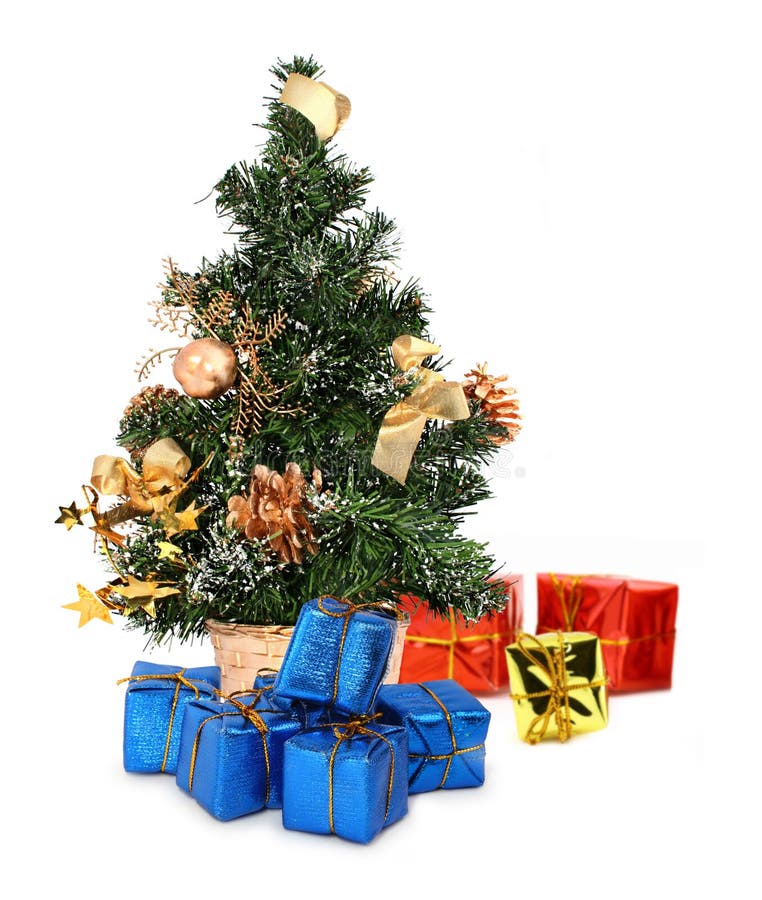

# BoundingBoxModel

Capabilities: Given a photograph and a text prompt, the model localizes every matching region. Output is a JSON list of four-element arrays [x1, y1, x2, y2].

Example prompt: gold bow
[[91, 438, 191, 518], [371, 336, 470, 484]]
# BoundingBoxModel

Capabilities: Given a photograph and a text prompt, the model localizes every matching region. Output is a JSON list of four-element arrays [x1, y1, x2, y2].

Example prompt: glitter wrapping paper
[[282, 721, 408, 844], [273, 596, 396, 715], [175, 695, 302, 819], [374, 679, 490, 793], [505, 631, 609, 743], [536, 573, 678, 691], [398, 575, 523, 693], [122, 661, 220, 774]]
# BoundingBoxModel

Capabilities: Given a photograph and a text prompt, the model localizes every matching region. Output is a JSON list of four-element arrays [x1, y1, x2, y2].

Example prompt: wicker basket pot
[[206, 614, 410, 696]]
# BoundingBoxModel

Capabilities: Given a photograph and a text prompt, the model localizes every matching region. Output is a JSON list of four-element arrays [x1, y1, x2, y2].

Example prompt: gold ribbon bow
[[91, 437, 191, 520], [116, 668, 206, 772], [187, 690, 272, 801], [510, 632, 608, 744], [372, 336, 470, 484], [320, 714, 395, 835]]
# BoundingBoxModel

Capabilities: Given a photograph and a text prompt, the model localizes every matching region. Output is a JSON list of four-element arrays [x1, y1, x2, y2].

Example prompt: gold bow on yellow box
[[371, 336, 470, 484]]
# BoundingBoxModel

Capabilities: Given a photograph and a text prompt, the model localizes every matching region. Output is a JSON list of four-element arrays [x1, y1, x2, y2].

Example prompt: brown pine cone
[[123, 385, 181, 417], [463, 364, 521, 445], [226, 462, 320, 565]]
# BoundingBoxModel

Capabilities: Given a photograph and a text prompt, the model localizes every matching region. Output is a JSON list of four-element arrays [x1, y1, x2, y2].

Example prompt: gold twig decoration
[[135, 347, 182, 381], [141, 258, 293, 438]]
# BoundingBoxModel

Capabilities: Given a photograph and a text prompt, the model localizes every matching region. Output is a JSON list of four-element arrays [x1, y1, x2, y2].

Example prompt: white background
[[2, 1, 757, 896]]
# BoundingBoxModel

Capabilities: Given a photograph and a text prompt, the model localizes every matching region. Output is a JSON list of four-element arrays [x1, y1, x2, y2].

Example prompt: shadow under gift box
[[282, 721, 408, 844], [536, 574, 678, 692], [175, 694, 302, 820], [273, 596, 397, 715], [121, 661, 220, 775], [397, 575, 523, 693], [374, 679, 490, 792]]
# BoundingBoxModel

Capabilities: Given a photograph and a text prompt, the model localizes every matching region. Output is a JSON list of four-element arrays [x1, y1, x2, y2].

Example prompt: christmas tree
[[58, 56, 520, 645]]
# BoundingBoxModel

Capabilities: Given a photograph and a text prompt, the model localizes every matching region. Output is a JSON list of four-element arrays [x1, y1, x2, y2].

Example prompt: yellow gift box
[[505, 632, 609, 744]]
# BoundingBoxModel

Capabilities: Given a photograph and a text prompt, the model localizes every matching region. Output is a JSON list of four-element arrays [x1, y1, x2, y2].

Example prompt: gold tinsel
[[462, 364, 521, 445], [226, 463, 321, 565]]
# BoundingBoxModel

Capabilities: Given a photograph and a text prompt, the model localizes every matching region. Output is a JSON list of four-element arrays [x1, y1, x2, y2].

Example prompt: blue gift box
[[282, 719, 408, 844], [273, 596, 397, 715], [175, 693, 302, 820], [121, 661, 220, 775], [374, 680, 490, 793]]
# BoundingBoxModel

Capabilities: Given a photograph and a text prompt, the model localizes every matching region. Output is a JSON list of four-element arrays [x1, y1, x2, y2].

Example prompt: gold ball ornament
[[172, 338, 237, 399]]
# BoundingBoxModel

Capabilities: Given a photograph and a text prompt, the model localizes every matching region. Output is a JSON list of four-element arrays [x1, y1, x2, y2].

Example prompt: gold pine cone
[[123, 385, 181, 417], [462, 364, 521, 445], [226, 463, 321, 565]]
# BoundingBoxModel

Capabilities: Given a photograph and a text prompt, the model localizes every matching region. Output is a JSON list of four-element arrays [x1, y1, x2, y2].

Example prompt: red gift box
[[397, 575, 524, 693], [536, 573, 678, 692]]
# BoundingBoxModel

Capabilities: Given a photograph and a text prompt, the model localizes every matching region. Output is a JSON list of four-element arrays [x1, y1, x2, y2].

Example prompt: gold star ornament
[[62, 584, 114, 627], [55, 502, 85, 530], [160, 500, 206, 538], [157, 541, 183, 560], [112, 575, 180, 618]]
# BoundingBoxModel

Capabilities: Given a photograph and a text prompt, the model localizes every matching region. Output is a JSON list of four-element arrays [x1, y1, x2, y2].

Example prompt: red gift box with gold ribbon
[[397, 576, 523, 693], [536, 573, 678, 692]]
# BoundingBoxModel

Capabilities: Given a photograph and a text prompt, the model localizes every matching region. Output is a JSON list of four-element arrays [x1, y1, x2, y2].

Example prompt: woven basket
[[206, 620, 295, 695], [206, 614, 410, 696]]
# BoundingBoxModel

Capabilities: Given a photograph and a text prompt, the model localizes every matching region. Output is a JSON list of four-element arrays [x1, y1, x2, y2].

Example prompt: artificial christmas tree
[[57, 57, 520, 682]]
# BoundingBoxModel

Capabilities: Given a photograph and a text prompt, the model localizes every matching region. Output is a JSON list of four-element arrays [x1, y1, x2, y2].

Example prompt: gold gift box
[[505, 632, 609, 744]]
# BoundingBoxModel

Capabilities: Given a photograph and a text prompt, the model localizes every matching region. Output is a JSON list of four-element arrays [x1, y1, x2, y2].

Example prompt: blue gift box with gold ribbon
[[282, 718, 408, 844], [120, 661, 220, 775], [374, 679, 490, 793], [175, 692, 302, 820], [273, 596, 397, 715]]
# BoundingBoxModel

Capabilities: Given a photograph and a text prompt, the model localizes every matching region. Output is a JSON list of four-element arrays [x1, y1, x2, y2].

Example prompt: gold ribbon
[[249, 668, 279, 709], [510, 632, 608, 744], [545, 573, 676, 647], [320, 714, 395, 835], [116, 669, 205, 772], [186, 690, 272, 803], [407, 683, 485, 788], [405, 608, 517, 679], [92, 438, 191, 518], [279, 72, 351, 141], [548, 572, 585, 631], [316, 596, 404, 706], [371, 335, 470, 484]]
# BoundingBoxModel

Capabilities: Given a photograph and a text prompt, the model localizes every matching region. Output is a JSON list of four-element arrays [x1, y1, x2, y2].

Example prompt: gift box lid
[[125, 661, 221, 694]]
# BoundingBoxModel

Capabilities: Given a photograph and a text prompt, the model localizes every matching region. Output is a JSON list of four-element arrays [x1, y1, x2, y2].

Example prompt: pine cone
[[123, 385, 181, 417], [463, 364, 521, 445], [121, 385, 183, 461], [226, 463, 320, 565]]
